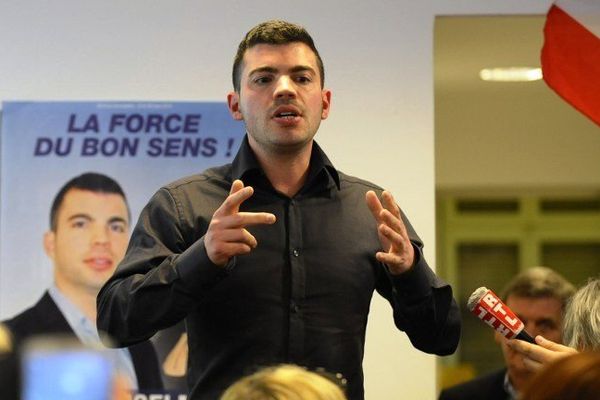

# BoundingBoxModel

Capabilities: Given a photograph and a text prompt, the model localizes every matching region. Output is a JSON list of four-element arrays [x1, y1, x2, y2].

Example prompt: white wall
[[0, 1, 553, 398]]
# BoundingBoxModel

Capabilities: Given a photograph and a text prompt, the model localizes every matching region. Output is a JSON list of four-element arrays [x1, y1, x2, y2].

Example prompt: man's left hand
[[366, 190, 414, 275]]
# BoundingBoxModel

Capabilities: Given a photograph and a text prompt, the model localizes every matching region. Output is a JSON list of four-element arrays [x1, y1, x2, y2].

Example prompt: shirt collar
[[48, 285, 99, 345], [230, 135, 341, 192]]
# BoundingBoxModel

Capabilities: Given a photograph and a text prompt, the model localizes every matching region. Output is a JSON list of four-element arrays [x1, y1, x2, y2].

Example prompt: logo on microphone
[[471, 289, 524, 339]]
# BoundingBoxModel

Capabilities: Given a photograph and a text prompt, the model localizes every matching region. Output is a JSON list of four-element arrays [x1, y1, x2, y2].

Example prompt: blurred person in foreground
[[20, 335, 131, 400], [439, 267, 575, 400], [221, 364, 347, 400], [0, 324, 19, 400], [507, 276, 600, 369], [2, 172, 162, 392], [97, 20, 460, 400], [520, 351, 600, 400]]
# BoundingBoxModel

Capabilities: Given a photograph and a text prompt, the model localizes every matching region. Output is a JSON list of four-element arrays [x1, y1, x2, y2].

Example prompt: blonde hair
[[220, 365, 347, 400]]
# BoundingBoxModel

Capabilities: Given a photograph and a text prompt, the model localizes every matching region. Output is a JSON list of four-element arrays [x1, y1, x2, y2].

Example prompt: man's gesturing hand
[[365, 190, 414, 275], [205, 180, 276, 266]]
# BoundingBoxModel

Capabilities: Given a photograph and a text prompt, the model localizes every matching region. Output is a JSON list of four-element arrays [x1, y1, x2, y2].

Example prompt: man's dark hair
[[49, 172, 129, 231], [232, 20, 325, 92]]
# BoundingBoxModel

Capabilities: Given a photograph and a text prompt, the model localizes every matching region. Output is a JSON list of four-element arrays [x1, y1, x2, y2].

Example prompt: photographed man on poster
[[3, 172, 163, 391]]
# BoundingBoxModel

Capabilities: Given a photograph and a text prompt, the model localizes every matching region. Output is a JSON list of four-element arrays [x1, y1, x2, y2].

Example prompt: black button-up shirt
[[97, 136, 460, 400]]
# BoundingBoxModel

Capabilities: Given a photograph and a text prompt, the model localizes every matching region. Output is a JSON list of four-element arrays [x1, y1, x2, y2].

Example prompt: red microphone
[[467, 287, 535, 343]]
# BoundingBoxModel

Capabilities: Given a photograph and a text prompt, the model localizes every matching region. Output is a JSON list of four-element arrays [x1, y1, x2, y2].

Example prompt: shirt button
[[292, 249, 300, 257], [290, 302, 299, 313]]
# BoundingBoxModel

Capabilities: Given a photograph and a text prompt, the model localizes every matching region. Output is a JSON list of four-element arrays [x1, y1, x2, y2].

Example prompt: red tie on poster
[[542, 0, 600, 127]]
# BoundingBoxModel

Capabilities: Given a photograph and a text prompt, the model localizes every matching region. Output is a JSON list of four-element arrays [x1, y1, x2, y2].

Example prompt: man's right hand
[[205, 179, 276, 266]]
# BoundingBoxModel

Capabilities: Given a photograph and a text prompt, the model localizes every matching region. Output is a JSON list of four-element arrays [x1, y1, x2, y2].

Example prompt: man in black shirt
[[97, 20, 460, 400]]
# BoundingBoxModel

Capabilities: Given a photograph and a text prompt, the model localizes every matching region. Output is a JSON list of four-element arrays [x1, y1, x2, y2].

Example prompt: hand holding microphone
[[467, 287, 535, 343]]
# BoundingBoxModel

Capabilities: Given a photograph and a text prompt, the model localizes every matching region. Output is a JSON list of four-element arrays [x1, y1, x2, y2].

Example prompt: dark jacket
[[3, 291, 163, 390]]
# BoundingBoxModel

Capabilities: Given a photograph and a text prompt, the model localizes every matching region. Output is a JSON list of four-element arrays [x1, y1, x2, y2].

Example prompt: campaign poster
[[0, 101, 245, 394]]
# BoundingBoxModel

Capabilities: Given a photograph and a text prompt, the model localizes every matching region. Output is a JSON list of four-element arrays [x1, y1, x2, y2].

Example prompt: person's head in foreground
[[0, 324, 19, 400], [520, 351, 600, 400], [220, 364, 347, 400]]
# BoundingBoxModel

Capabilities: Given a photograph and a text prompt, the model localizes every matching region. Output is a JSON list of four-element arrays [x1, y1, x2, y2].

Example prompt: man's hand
[[205, 180, 276, 266], [506, 335, 578, 371], [365, 190, 414, 274]]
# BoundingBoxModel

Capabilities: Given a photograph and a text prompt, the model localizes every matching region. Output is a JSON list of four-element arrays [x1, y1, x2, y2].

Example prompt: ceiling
[[435, 15, 546, 92], [434, 15, 600, 194]]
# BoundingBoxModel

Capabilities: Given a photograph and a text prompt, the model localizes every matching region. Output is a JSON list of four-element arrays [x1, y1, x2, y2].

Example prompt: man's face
[[227, 42, 331, 157], [44, 188, 129, 295], [497, 295, 564, 378]]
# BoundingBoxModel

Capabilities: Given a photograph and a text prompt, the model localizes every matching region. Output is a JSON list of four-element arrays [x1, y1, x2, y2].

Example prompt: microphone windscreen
[[467, 286, 488, 311]]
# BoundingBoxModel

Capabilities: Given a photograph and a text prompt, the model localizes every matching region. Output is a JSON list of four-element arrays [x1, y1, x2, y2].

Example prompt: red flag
[[542, 0, 600, 127]]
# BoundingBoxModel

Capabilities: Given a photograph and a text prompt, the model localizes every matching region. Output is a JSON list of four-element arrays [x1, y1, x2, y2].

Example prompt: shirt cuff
[[386, 243, 433, 303], [175, 237, 233, 296]]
